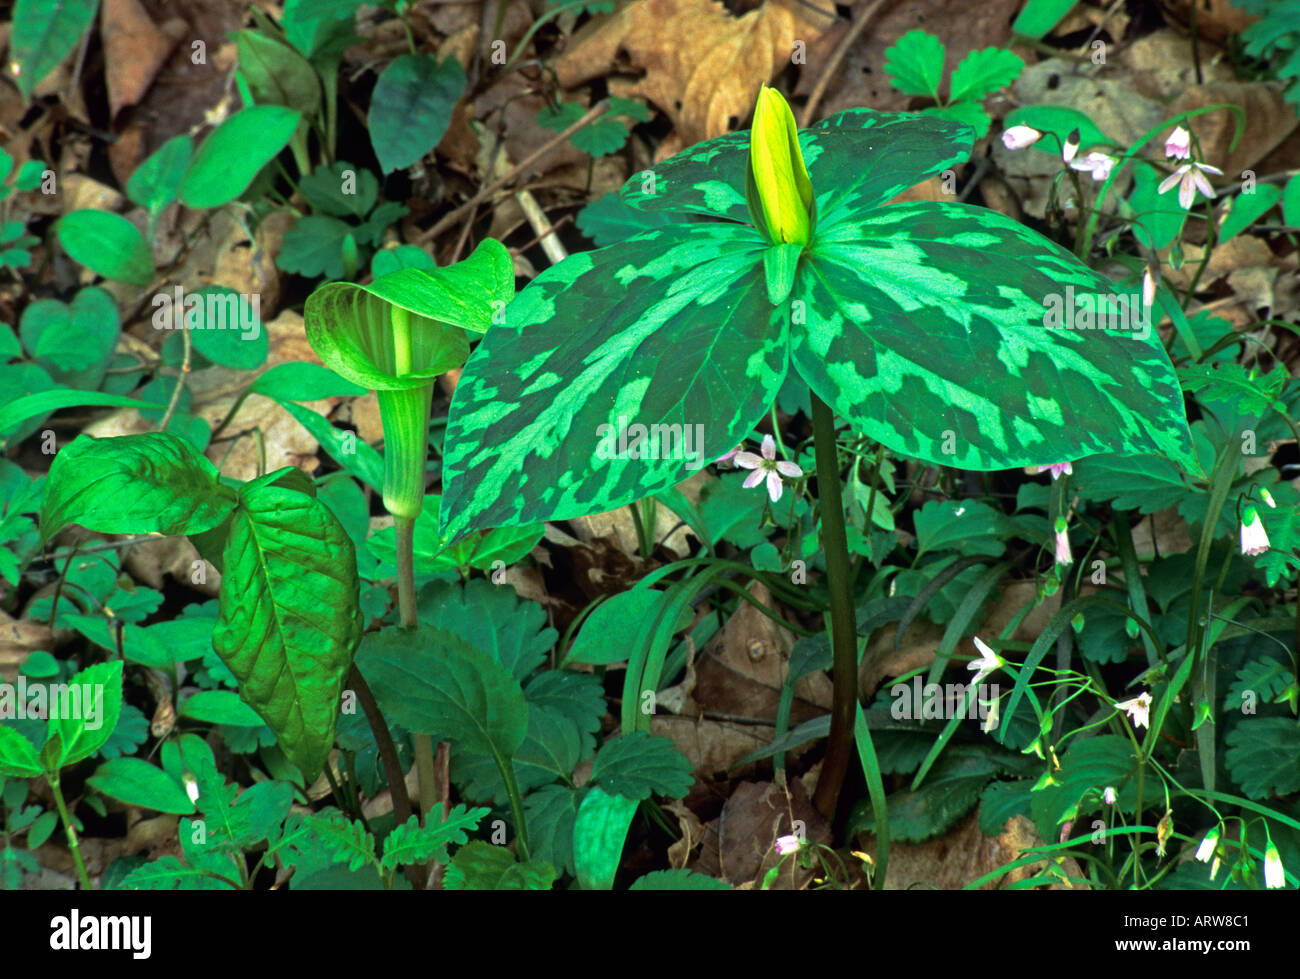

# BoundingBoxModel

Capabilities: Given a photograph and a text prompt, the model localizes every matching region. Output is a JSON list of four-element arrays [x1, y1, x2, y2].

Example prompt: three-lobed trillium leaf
[[439, 103, 1196, 541]]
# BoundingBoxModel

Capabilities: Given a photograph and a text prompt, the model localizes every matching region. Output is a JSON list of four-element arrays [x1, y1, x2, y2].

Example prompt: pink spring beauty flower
[[1069, 152, 1117, 182], [1036, 461, 1072, 480], [1158, 161, 1223, 210], [1002, 125, 1042, 150], [734, 434, 803, 503], [1164, 126, 1191, 160]]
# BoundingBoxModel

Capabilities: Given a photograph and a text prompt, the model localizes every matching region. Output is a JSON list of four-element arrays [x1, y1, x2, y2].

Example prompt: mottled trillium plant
[[439, 86, 1196, 813]]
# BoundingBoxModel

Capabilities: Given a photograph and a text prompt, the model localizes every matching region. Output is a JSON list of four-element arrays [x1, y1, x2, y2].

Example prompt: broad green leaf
[[234, 29, 321, 115], [790, 202, 1195, 473], [379, 806, 489, 872], [181, 690, 265, 727], [303, 238, 513, 391], [1217, 184, 1280, 243], [565, 589, 689, 666], [183, 286, 267, 369], [40, 433, 237, 543], [248, 362, 367, 401], [884, 30, 946, 99], [180, 106, 301, 209], [19, 287, 120, 390], [948, 48, 1024, 103], [212, 483, 362, 780], [353, 625, 527, 758], [589, 731, 693, 800], [47, 660, 123, 769], [126, 135, 193, 219], [443, 840, 555, 890], [1225, 718, 1300, 799], [1283, 172, 1300, 228], [55, 210, 153, 286], [368, 54, 466, 174], [1012, 0, 1078, 40], [439, 225, 778, 540], [573, 788, 638, 890], [630, 869, 732, 890], [87, 758, 196, 814], [282, 0, 364, 59], [0, 726, 41, 778], [10, 0, 99, 101]]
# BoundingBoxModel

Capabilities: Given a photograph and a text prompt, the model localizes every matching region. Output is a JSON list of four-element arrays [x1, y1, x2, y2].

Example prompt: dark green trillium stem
[[809, 392, 858, 819]]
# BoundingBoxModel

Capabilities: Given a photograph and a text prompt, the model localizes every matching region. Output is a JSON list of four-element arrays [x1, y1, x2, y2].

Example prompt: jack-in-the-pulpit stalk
[[303, 240, 515, 821]]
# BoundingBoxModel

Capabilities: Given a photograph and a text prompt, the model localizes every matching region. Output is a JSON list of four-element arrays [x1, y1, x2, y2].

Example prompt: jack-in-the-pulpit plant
[[437, 86, 1196, 823], [303, 238, 514, 819]]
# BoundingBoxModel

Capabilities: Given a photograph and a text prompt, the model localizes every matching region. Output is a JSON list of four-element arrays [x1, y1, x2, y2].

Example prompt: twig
[[799, 0, 893, 127], [416, 99, 610, 246]]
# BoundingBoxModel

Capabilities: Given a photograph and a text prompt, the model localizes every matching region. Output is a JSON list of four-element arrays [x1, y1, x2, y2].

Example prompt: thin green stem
[[809, 393, 858, 818], [395, 514, 436, 822], [48, 775, 91, 890]]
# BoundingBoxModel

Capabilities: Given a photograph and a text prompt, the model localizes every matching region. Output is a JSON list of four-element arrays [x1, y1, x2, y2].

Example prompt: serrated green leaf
[[47, 660, 123, 769], [0, 726, 41, 778], [40, 433, 237, 544], [1073, 452, 1191, 513], [353, 625, 526, 758], [852, 746, 999, 843], [444, 840, 555, 889], [277, 214, 354, 281], [299, 161, 378, 218], [416, 578, 556, 682], [977, 778, 1033, 836], [589, 731, 693, 800], [884, 30, 947, 99], [379, 805, 489, 872], [524, 783, 582, 877], [948, 48, 1024, 103], [1225, 718, 1300, 799], [212, 483, 362, 780], [913, 500, 1008, 557], [1029, 735, 1142, 838]]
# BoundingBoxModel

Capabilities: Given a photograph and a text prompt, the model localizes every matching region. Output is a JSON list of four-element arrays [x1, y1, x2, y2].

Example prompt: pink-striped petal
[[742, 468, 765, 490], [760, 433, 776, 460], [734, 452, 763, 470], [775, 461, 802, 478], [766, 471, 783, 503]]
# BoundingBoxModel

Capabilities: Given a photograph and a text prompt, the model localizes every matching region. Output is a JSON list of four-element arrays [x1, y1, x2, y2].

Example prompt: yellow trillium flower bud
[[747, 86, 815, 246]]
